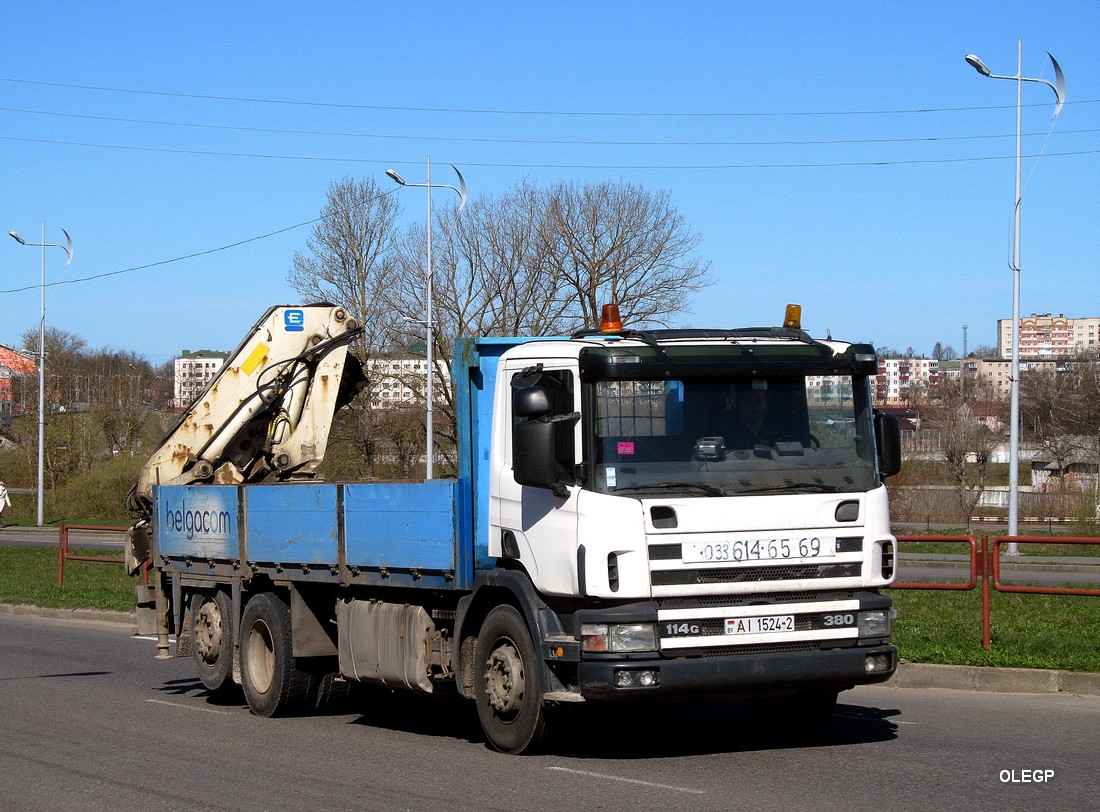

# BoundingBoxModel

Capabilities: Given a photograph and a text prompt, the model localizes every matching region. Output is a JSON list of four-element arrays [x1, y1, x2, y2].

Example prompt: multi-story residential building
[[998, 313, 1100, 359], [174, 350, 228, 409], [873, 357, 940, 406], [369, 352, 450, 409], [973, 357, 1061, 400], [0, 344, 36, 416]]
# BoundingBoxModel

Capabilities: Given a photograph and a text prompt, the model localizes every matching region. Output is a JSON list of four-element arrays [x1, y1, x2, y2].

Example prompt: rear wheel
[[239, 592, 314, 717], [473, 605, 548, 754], [190, 591, 237, 698]]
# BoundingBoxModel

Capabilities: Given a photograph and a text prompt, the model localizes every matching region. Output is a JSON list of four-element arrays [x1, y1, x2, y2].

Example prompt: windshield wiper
[[733, 482, 847, 495], [614, 482, 726, 497]]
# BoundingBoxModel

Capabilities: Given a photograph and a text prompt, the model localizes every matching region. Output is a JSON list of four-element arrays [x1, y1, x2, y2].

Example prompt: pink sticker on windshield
[[617, 441, 635, 455]]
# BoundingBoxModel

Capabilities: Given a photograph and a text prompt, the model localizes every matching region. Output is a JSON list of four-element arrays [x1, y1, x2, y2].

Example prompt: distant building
[[873, 357, 940, 406], [174, 350, 229, 409], [973, 357, 1062, 400], [998, 313, 1100, 359], [369, 352, 450, 409], [0, 344, 37, 416]]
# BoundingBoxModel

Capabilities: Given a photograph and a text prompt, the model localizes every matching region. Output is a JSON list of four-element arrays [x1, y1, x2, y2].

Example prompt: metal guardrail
[[891, 534, 1099, 650], [57, 524, 129, 587]]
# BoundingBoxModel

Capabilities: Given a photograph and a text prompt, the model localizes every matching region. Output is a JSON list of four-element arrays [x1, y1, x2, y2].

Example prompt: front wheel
[[473, 605, 548, 754], [239, 592, 314, 717]]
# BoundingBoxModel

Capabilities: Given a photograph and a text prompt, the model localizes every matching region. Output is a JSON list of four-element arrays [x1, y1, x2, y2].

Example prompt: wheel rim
[[484, 639, 526, 719], [245, 618, 276, 695], [194, 600, 223, 664]]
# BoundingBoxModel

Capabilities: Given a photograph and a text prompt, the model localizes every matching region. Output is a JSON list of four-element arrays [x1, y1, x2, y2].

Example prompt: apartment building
[[173, 350, 229, 409], [997, 313, 1100, 359], [0, 344, 36, 416], [873, 357, 940, 406], [369, 352, 451, 409]]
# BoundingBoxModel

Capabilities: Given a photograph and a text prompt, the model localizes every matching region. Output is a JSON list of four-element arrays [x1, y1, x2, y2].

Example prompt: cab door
[[491, 364, 581, 597]]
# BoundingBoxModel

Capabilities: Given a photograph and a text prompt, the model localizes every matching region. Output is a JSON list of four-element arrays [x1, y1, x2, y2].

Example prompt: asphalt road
[[1, 614, 1097, 812]]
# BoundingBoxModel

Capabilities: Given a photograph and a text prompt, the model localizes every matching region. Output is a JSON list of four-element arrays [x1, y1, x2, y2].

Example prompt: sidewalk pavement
[[4, 602, 1099, 698]]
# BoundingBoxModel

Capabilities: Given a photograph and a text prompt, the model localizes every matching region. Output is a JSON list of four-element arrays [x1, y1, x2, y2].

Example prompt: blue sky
[[2, 1, 1097, 364]]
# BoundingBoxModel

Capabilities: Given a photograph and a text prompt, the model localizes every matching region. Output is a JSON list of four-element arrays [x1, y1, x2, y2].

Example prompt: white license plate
[[725, 615, 795, 635], [683, 537, 835, 564]]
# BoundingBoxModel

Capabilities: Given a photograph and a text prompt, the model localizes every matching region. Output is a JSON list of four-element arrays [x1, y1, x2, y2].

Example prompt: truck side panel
[[154, 481, 462, 589], [247, 483, 338, 564], [345, 481, 456, 572], [156, 485, 239, 560]]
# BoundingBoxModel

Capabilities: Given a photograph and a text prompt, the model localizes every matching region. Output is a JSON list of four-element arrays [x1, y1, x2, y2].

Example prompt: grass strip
[[0, 546, 137, 613]]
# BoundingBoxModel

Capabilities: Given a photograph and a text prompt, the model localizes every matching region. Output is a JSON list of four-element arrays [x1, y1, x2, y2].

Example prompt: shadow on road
[[546, 699, 900, 759]]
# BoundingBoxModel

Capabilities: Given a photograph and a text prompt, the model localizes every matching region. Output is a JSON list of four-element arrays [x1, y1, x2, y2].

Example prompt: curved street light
[[385, 157, 467, 480], [964, 40, 1065, 548], [8, 224, 74, 526]]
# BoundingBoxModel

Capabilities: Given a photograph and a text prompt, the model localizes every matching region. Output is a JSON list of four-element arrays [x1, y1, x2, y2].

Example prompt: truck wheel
[[239, 592, 313, 717], [473, 605, 547, 754], [190, 591, 237, 698]]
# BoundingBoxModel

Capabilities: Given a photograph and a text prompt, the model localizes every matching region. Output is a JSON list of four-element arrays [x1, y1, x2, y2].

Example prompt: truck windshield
[[589, 374, 879, 496]]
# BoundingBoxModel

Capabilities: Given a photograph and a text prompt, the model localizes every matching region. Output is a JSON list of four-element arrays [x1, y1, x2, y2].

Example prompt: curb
[[0, 602, 135, 627], [883, 661, 1100, 697]]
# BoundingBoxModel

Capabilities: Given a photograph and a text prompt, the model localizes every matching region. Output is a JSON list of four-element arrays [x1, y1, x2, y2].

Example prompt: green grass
[[2, 546, 1097, 672], [0, 546, 138, 612], [890, 588, 1100, 672]]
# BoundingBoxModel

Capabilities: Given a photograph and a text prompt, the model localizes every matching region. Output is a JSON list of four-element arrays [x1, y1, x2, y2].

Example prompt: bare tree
[[288, 176, 405, 480], [292, 176, 712, 478], [389, 177, 712, 474], [1021, 357, 1100, 494], [934, 379, 1003, 526], [541, 180, 712, 329], [289, 176, 402, 360]]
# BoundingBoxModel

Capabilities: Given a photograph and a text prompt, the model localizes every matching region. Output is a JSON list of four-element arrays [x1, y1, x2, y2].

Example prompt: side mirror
[[514, 419, 558, 491], [874, 410, 902, 478], [513, 385, 551, 418]]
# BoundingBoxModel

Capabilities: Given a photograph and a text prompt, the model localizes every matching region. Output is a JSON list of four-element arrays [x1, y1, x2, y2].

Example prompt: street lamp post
[[385, 157, 467, 480], [8, 223, 74, 526], [965, 41, 1065, 548]]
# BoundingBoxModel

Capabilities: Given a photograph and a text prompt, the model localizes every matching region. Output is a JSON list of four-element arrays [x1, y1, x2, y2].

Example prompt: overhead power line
[[1, 134, 1097, 170], [2, 76, 1096, 118], [1, 105, 1097, 148]]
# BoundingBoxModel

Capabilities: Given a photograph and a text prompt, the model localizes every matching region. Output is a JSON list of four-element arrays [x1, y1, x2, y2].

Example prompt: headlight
[[581, 623, 658, 653], [857, 609, 895, 638]]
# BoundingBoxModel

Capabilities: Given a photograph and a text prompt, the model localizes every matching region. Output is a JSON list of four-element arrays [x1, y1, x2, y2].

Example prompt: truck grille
[[652, 562, 862, 587]]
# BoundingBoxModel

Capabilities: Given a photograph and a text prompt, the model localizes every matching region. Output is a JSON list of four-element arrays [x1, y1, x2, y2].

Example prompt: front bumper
[[577, 644, 897, 700]]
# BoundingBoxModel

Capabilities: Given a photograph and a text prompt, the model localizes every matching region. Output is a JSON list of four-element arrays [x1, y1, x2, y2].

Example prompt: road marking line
[[547, 767, 705, 795], [145, 699, 230, 715]]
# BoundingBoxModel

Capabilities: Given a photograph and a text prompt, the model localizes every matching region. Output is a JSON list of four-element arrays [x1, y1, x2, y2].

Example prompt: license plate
[[725, 615, 795, 635], [683, 537, 834, 564]]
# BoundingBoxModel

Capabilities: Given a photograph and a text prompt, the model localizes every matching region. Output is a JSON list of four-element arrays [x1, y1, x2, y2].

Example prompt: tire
[[473, 605, 548, 754], [190, 591, 237, 698], [313, 670, 352, 714], [239, 592, 314, 717]]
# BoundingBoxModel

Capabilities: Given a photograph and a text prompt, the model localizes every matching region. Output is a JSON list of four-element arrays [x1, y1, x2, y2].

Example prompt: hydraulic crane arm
[[128, 303, 365, 519]]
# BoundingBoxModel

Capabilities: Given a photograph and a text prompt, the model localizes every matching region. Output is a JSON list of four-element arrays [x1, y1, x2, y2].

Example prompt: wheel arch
[[455, 570, 562, 701]]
